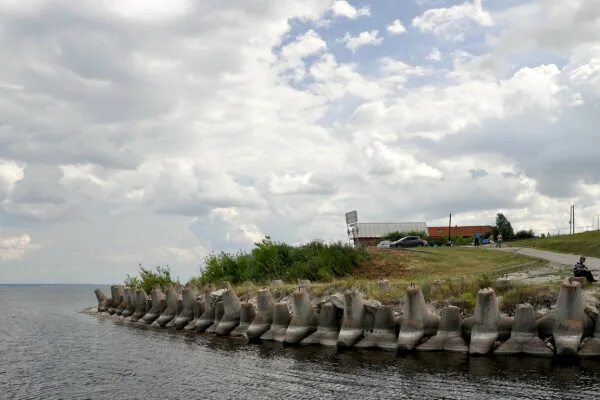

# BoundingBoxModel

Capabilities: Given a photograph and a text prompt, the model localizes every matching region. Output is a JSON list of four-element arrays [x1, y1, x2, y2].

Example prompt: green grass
[[510, 230, 600, 258]]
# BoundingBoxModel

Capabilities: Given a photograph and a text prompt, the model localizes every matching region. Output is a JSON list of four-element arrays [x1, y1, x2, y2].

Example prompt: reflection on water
[[1, 285, 600, 400]]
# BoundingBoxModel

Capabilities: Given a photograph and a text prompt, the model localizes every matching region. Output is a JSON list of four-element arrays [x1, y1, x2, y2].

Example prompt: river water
[[1, 285, 600, 399]]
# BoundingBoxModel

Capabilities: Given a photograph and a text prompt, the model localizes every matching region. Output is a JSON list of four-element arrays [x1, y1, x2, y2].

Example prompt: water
[[1, 285, 600, 400]]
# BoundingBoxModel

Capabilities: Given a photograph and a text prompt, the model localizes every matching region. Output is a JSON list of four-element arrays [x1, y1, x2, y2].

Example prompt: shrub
[[514, 229, 535, 240], [124, 265, 175, 293]]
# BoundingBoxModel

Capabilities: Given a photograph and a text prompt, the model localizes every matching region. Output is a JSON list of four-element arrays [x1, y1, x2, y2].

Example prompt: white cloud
[[339, 30, 383, 52], [427, 48, 442, 61], [412, 0, 493, 41], [331, 0, 370, 19], [0, 234, 38, 263], [387, 19, 407, 35], [278, 29, 327, 81]]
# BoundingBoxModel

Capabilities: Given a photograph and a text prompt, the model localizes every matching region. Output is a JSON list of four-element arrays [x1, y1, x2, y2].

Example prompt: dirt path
[[495, 247, 600, 272]]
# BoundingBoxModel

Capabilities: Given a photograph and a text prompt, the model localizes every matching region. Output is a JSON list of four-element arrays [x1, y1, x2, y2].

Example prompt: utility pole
[[569, 205, 572, 234], [448, 213, 452, 243], [572, 204, 575, 234]]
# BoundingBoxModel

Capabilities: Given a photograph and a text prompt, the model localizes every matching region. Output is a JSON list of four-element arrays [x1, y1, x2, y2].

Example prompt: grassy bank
[[510, 231, 600, 258]]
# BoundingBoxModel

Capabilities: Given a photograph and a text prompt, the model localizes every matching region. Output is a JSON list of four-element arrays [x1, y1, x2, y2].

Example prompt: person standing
[[496, 233, 503, 248], [574, 256, 597, 282], [488, 234, 494, 248], [474, 232, 481, 247]]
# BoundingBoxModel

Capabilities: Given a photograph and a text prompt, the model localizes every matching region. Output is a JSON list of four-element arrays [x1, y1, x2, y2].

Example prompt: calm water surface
[[1, 285, 600, 399]]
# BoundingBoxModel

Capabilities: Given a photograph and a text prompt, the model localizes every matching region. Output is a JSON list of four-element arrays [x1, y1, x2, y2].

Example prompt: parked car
[[376, 240, 392, 248], [390, 236, 428, 248]]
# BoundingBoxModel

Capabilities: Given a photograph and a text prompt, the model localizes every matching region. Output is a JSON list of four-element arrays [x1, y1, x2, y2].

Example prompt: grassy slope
[[510, 231, 600, 258]]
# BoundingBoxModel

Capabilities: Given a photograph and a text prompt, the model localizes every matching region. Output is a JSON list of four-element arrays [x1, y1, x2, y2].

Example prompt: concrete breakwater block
[[284, 288, 318, 344], [184, 298, 205, 331], [140, 288, 166, 324], [172, 287, 198, 329], [121, 288, 137, 317], [154, 287, 180, 327], [130, 289, 149, 322], [465, 288, 512, 355], [216, 288, 242, 336], [355, 305, 399, 351], [230, 302, 256, 337], [246, 289, 275, 339], [94, 289, 111, 312], [114, 286, 129, 315], [108, 286, 125, 314], [338, 289, 367, 347], [397, 285, 440, 351], [206, 302, 225, 334], [195, 290, 216, 332], [260, 302, 291, 342], [301, 302, 341, 347], [417, 305, 467, 353], [579, 310, 600, 357], [550, 281, 592, 356], [494, 304, 552, 357]]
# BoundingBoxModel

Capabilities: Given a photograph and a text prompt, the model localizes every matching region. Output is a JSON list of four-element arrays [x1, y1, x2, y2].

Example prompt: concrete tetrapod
[[494, 304, 553, 357], [129, 289, 149, 322], [230, 303, 256, 337], [397, 285, 440, 351], [154, 287, 180, 327], [94, 289, 111, 312], [184, 299, 205, 331], [114, 286, 129, 315], [195, 290, 216, 333], [121, 288, 137, 317], [284, 288, 318, 344], [246, 289, 275, 340], [216, 288, 242, 336], [108, 286, 125, 314], [552, 281, 592, 356], [301, 302, 341, 347], [140, 288, 166, 324], [172, 287, 198, 329], [260, 302, 291, 342], [465, 288, 512, 355], [579, 309, 600, 357], [355, 305, 399, 351], [165, 297, 184, 329], [206, 302, 225, 334], [417, 306, 467, 353], [338, 289, 368, 347]]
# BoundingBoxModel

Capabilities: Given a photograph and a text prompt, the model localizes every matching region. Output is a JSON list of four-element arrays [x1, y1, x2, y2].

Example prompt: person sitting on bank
[[574, 256, 597, 283]]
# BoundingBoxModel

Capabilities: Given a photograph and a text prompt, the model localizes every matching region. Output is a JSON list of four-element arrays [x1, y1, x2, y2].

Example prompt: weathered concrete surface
[[230, 302, 256, 337], [301, 302, 341, 347], [337, 289, 369, 347], [260, 302, 291, 342], [206, 302, 225, 334], [107, 285, 122, 314], [579, 309, 600, 357], [271, 280, 284, 288], [140, 288, 166, 324], [551, 281, 592, 356], [121, 288, 137, 317], [247, 289, 275, 340], [154, 287, 180, 327], [397, 285, 440, 351], [284, 288, 318, 344], [94, 289, 111, 312], [195, 290, 216, 332], [216, 288, 242, 336], [417, 305, 467, 353], [494, 303, 552, 357], [114, 286, 130, 315], [355, 305, 399, 351], [465, 288, 512, 355], [184, 299, 206, 331], [129, 289, 149, 322], [172, 287, 198, 329]]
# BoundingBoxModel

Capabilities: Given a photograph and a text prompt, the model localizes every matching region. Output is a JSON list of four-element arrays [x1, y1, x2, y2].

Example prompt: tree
[[494, 213, 514, 240]]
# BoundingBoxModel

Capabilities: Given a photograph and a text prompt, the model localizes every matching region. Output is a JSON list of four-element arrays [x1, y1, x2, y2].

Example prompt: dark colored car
[[390, 236, 428, 248]]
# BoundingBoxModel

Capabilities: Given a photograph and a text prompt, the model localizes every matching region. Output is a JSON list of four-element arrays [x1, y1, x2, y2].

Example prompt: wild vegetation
[[187, 239, 366, 286], [510, 230, 600, 258], [124, 266, 175, 293]]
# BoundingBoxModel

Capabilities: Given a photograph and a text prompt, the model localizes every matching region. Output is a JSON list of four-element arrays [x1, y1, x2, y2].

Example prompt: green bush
[[124, 266, 175, 293], [188, 239, 366, 286]]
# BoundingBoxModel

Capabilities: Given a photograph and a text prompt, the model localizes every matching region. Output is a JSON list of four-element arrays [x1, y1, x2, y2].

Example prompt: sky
[[1, 0, 599, 284]]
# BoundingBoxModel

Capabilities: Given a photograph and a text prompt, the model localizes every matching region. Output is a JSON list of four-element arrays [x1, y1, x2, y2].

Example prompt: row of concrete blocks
[[94, 280, 600, 357]]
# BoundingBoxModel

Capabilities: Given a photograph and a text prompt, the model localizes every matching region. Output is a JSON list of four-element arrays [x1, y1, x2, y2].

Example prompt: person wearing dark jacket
[[574, 256, 597, 282]]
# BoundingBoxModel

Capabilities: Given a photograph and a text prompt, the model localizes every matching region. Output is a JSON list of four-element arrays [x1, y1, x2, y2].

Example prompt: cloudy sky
[[1, 0, 599, 284]]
